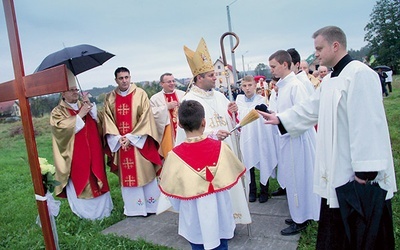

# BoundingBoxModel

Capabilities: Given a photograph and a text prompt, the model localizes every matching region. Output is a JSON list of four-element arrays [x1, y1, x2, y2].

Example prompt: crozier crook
[[220, 32, 240, 102]]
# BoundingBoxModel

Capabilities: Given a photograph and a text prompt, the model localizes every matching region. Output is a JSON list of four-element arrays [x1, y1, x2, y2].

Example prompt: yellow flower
[[38, 157, 59, 193], [38, 157, 49, 165], [38, 157, 55, 175]]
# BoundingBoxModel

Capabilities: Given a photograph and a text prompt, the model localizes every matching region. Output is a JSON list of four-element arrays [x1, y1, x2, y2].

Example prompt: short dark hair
[[193, 72, 206, 83], [178, 100, 205, 132], [269, 50, 292, 69], [312, 26, 347, 49], [114, 67, 130, 78], [159, 73, 172, 83], [286, 48, 301, 65]]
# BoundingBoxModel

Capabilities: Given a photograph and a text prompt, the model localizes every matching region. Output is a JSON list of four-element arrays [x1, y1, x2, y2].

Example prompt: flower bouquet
[[37, 157, 61, 249], [38, 157, 60, 193]]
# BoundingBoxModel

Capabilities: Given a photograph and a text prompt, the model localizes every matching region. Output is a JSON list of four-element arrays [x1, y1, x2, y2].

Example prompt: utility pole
[[226, 0, 238, 86], [242, 50, 248, 76]]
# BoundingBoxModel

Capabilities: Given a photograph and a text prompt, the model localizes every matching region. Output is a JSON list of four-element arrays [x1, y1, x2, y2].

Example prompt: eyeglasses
[[68, 88, 79, 92]]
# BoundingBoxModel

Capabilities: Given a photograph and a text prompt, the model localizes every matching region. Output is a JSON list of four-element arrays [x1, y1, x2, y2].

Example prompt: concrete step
[[102, 196, 299, 250]]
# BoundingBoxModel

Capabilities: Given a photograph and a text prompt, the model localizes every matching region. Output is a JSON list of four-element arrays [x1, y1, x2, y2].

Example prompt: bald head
[[318, 66, 328, 78], [300, 60, 309, 74]]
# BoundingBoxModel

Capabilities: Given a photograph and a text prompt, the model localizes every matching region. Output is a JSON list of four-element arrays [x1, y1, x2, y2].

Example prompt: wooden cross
[[1, 1, 69, 249]]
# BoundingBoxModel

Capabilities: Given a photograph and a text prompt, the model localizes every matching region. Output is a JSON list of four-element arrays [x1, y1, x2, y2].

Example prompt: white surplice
[[150, 89, 185, 140], [66, 180, 113, 220], [275, 72, 320, 223], [168, 191, 235, 249], [296, 70, 316, 95], [278, 61, 397, 208], [236, 94, 278, 184]]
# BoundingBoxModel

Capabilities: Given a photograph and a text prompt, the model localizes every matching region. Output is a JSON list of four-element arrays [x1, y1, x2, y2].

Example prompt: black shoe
[[249, 193, 256, 202], [280, 222, 308, 236], [271, 187, 286, 196], [285, 218, 294, 225], [259, 193, 269, 203]]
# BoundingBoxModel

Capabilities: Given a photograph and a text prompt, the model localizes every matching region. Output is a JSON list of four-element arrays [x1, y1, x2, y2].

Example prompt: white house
[[214, 58, 236, 89], [0, 100, 20, 117]]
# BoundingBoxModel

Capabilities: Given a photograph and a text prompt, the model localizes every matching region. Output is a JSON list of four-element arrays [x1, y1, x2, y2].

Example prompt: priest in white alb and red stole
[[51, 70, 113, 220], [103, 67, 162, 217], [150, 73, 185, 158]]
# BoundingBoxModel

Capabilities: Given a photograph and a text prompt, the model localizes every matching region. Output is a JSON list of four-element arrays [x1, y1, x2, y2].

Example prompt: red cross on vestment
[[1, 1, 69, 249]]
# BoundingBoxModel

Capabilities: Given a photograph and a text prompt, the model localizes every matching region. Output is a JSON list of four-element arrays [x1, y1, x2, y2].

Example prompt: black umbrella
[[35, 44, 115, 92], [336, 181, 390, 248], [373, 65, 391, 71]]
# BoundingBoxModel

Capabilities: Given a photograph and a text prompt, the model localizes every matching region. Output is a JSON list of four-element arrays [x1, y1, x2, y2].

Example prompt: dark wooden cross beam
[[1, 0, 69, 248]]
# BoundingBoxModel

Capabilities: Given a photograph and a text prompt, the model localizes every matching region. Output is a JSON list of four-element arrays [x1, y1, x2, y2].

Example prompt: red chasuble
[[164, 92, 179, 138], [115, 92, 162, 187], [65, 109, 110, 198]]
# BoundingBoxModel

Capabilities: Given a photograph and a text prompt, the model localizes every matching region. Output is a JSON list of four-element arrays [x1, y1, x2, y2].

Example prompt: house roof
[[0, 100, 17, 113], [215, 58, 236, 72]]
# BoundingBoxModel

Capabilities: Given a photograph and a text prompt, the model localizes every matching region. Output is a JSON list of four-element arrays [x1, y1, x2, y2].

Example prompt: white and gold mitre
[[183, 38, 214, 77]]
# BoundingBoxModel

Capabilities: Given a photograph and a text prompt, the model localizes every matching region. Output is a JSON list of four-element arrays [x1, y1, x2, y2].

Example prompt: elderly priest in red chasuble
[[51, 70, 113, 220]]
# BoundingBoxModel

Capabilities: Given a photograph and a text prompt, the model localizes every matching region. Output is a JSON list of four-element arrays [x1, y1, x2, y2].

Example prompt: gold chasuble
[[51, 100, 110, 199], [159, 136, 246, 199], [103, 83, 162, 187]]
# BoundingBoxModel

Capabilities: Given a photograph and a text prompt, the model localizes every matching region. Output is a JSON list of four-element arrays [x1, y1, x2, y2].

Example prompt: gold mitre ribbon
[[184, 38, 214, 77]]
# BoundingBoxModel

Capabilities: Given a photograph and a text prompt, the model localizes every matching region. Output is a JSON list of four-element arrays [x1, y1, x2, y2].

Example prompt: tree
[[254, 63, 271, 78], [364, 0, 400, 72], [142, 81, 162, 98], [29, 95, 59, 117], [348, 46, 370, 62]]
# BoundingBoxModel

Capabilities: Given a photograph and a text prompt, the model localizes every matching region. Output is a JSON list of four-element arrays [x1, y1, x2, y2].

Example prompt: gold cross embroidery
[[117, 103, 130, 115], [124, 175, 136, 186], [382, 173, 390, 184], [118, 121, 130, 134], [233, 213, 242, 219], [122, 158, 135, 169]]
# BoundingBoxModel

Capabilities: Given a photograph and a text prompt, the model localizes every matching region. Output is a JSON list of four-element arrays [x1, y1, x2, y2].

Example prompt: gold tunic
[[159, 137, 245, 199], [103, 83, 161, 187]]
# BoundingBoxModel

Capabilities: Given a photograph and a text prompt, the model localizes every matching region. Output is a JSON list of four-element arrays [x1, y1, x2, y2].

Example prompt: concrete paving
[[102, 195, 299, 249]]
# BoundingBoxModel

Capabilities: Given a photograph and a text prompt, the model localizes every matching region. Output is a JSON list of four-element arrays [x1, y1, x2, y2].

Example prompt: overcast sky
[[0, 0, 377, 90]]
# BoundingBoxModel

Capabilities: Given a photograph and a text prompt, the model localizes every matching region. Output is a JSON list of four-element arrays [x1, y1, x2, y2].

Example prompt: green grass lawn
[[0, 76, 399, 249]]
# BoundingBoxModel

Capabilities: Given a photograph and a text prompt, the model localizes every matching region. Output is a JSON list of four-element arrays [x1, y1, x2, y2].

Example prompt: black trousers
[[249, 167, 268, 195]]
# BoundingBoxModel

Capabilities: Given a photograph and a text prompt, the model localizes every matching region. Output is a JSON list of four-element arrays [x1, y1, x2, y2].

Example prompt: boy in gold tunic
[[159, 100, 245, 250]]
